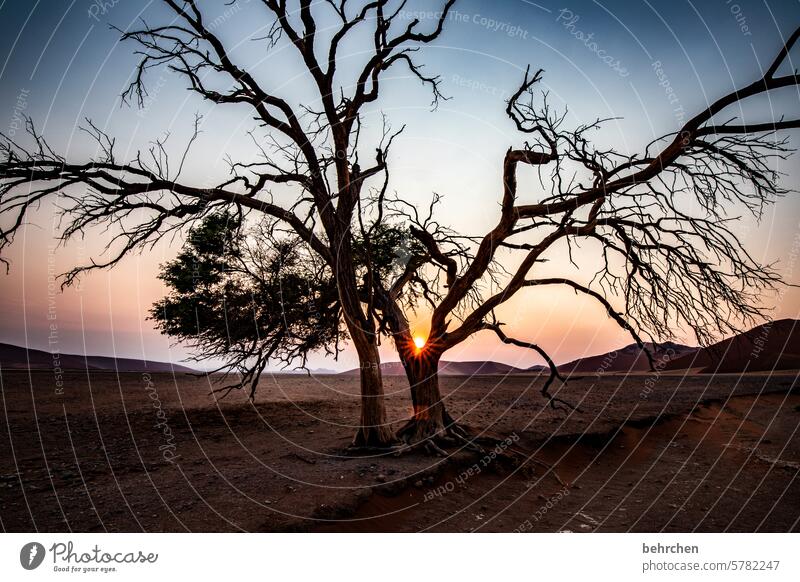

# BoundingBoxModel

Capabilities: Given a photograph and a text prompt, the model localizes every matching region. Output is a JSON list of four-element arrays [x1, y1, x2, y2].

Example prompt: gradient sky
[[1, 0, 799, 371]]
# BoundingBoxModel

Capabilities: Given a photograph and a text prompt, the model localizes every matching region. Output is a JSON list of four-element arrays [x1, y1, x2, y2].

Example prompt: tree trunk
[[320, 201, 395, 447], [379, 293, 456, 445], [334, 252, 392, 447], [350, 339, 396, 447], [396, 350, 454, 444]]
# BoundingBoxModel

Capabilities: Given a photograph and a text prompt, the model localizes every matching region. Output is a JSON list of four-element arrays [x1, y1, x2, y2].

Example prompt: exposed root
[[395, 413, 479, 451], [394, 416, 568, 486], [350, 426, 399, 452], [344, 444, 406, 455], [421, 439, 449, 457]]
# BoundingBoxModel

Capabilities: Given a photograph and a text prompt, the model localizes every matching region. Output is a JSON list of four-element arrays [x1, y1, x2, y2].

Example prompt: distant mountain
[[0, 342, 196, 373], [665, 319, 800, 373], [10, 318, 793, 377], [340, 360, 527, 376], [526, 365, 547, 372], [275, 368, 339, 375], [558, 341, 696, 375], [441, 361, 528, 375]]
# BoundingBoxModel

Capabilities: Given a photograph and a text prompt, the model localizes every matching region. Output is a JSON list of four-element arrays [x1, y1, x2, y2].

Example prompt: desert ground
[[1, 369, 798, 532]]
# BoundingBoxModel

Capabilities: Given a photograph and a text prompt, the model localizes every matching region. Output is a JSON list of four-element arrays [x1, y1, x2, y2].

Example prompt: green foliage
[[352, 222, 424, 283], [151, 211, 424, 392], [151, 212, 343, 382]]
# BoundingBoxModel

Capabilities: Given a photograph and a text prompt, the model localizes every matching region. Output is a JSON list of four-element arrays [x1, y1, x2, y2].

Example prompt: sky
[[1, 0, 799, 371]]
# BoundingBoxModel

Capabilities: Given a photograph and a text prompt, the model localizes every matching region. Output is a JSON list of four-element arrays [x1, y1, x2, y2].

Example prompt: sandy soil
[[0, 369, 798, 532]]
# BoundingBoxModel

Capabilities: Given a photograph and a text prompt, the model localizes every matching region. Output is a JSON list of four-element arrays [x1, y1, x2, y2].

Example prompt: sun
[[413, 336, 427, 350]]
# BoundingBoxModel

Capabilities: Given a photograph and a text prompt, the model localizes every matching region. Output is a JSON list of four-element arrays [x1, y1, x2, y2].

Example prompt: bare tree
[[4, 1, 798, 455], [0, 0, 457, 447], [372, 26, 800, 448]]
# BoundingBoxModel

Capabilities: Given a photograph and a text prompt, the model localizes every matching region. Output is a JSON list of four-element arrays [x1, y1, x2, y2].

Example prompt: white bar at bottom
[[0, 533, 795, 581]]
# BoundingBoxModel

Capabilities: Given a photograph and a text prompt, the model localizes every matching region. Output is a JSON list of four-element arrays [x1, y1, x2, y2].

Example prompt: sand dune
[[666, 319, 800, 373], [340, 360, 528, 376], [0, 342, 196, 373], [6, 318, 798, 377], [558, 341, 696, 374]]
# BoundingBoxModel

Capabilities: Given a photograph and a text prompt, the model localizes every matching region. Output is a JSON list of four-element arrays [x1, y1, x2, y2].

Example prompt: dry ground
[[0, 369, 798, 532]]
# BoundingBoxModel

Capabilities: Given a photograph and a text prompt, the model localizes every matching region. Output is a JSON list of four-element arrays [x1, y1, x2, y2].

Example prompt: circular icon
[[19, 542, 46, 570]]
